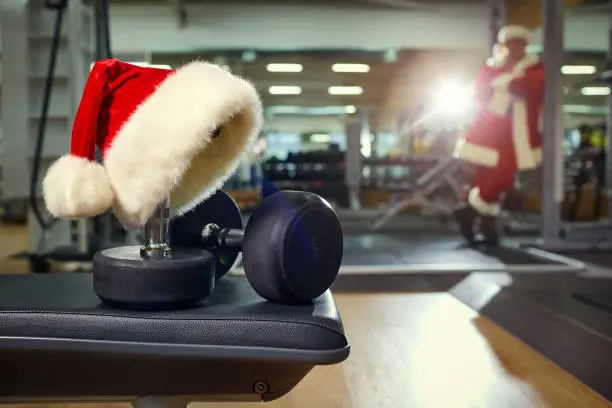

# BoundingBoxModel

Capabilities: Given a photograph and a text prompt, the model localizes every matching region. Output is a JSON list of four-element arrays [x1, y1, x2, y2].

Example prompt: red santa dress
[[453, 53, 545, 216]]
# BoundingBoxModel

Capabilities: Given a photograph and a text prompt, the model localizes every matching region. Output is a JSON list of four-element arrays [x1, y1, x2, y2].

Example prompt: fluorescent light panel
[[563, 104, 607, 114], [268, 86, 302, 95], [562, 65, 597, 75], [328, 86, 363, 95], [581, 87, 610, 96], [310, 133, 331, 143], [266, 63, 303, 73], [332, 63, 370, 73], [267, 105, 357, 115]]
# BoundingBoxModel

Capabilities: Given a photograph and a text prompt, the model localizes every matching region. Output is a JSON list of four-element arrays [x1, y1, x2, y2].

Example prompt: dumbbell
[[93, 190, 343, 310]]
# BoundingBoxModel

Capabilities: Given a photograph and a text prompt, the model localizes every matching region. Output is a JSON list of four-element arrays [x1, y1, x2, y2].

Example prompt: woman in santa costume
[[42, 59, 262, 228], [453, 25, 545, 246]]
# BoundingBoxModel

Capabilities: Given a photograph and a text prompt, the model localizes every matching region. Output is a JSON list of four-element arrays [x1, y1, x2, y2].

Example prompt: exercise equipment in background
[[17, 0, 126, 273], [370, 157, 471, 230], [94, 190, 343, 310], [262, 149, 348, 208]]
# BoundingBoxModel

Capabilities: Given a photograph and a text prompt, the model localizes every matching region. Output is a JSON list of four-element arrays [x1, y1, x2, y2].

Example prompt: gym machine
[[262, 150, 348, 207], [532, 1, 612, 251], [371, 156, 466, 230], [13, 0, 129, 273]]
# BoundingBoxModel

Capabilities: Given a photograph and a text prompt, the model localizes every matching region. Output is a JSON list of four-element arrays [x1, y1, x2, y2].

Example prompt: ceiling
[[152, 48, 610, 126], [134, 0, 610, 126], [155, 49, 410, 108]]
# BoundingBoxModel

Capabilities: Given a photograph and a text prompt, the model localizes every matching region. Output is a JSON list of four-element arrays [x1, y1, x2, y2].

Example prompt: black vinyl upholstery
[[0, 274, 349, 402]]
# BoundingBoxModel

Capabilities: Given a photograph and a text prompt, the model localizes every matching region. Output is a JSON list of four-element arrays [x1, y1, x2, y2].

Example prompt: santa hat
[[43, 59, 262, 228], [497, 25, 532, 44]]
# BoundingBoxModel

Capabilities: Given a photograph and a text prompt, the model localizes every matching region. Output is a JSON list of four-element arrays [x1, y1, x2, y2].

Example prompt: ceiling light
[[332, 63, 370, 73], [266, 63, 303, 73], [562, 65, 597, 75], [563, 105, 607, 114], [310, 133, 331, 143], [328, 86, 363, 95], [268, 86, 302, 95], [266, 105, 357, 115], [581, 87, 610, 96]]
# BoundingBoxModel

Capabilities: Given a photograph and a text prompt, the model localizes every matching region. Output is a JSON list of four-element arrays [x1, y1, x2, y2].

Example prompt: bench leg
[[133, 396, 188, 408]]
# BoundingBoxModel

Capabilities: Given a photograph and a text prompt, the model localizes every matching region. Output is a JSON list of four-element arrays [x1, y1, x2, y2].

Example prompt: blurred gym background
[[3, 0, 611, 272]]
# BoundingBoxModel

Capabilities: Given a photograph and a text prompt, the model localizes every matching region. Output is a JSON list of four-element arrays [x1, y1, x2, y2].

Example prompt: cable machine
[[20, 0, 117, 272]]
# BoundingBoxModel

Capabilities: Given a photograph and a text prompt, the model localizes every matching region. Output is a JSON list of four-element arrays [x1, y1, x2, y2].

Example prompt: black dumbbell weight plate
[[93, 246, 215, 311], [169, 190, 244, 280], [243, 190, 344, 304]]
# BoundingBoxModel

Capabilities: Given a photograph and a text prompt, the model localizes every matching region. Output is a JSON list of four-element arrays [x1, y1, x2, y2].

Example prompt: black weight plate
[[242, 191, 343, 305], [169, 190, 244, 280], [93, 245, 215, 311]]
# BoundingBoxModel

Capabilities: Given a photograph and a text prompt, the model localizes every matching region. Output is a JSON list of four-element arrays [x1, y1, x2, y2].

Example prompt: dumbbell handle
[[141, 196, 171, 258], [201, 224, 244, 249]]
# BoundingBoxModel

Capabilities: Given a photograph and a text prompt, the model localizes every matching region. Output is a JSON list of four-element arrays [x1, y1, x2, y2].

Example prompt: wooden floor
[[0, 226, 611, 407]]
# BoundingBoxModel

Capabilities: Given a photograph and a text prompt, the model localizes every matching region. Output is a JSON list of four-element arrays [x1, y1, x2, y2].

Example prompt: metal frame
[[539, 0, 565, 247], [533, 0, 612, 251], [371, 157, 463, 230], [345, 115, 364, 211]]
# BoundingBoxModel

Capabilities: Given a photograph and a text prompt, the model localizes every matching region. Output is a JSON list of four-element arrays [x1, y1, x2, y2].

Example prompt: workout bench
[[0, 273, 349, 406], [372, 157, 464, 230]]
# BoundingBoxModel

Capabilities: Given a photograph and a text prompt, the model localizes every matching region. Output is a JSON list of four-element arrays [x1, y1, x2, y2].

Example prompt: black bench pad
[[0, 274, 348, 402]]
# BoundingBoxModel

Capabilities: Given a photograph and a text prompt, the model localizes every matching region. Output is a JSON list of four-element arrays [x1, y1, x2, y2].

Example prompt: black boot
[[453, 203, 478, 246], [480, 215, 499, 246]]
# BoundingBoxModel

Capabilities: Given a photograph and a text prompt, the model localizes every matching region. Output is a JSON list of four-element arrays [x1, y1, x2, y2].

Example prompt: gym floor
[[1, 225, 610, 408]]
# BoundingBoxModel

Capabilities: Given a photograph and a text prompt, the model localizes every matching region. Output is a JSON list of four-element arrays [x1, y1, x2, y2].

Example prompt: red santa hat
[[497, 25, 532, 44], [42, 59, 262, 228]]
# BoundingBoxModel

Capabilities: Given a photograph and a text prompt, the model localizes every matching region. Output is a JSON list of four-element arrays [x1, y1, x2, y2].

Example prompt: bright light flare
[[432, 81, 474, 116]]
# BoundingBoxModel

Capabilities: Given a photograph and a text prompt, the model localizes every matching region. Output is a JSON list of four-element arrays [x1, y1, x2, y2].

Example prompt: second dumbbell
[[170, 190, 344, 305]]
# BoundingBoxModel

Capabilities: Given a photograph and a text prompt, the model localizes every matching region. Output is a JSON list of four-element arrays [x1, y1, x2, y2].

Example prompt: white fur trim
[[491, 73, 513, 90], [489, 55, 539, 92], [104, 61, 263, 229], [453, 139, 499, 167], [532, 147, 542, 167], [514, 54, 540, 74], [43, 155, 114, 218], [489, 92, 512, 116], [468, 188, 501, 216], [498, 25, 532, 43], [512, 99, 537, 170]]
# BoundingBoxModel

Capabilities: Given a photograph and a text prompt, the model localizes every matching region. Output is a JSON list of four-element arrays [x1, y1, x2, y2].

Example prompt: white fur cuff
[[491, 73, 513, 90], [43, 155, 114, 219], [468, 188, 501, 216], [489, 92, 512, 116]]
